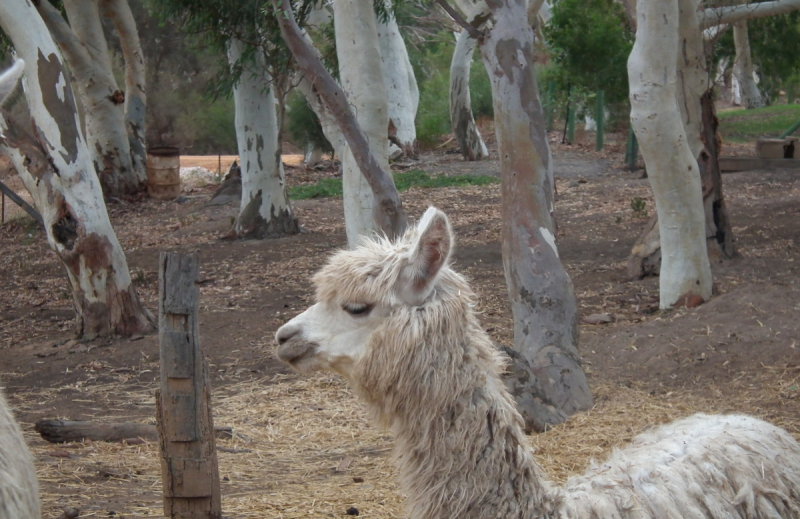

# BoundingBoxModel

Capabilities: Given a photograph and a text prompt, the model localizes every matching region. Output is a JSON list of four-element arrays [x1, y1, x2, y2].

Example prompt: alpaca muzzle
[[276, 340, 317, 369]]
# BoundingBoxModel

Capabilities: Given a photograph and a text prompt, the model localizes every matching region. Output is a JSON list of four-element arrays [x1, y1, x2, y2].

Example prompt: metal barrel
[[146, 147, 181, 200]]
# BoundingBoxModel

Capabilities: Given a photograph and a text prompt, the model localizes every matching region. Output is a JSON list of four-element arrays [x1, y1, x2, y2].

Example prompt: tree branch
[[700, 0, 800, 29], [271, 0, 407, 239], [436, 0, 484, 41]]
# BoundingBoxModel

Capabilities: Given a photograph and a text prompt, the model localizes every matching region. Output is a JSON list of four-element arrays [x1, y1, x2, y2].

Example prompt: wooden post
[[625, 124, 639, 170], [156, 252, 221, 519], [567, 105, 576, 145], [596, 90, 605, 152], [545, 82, 555, 131]]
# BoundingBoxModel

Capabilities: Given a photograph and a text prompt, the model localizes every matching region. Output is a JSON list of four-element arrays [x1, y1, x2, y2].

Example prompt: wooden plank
[[720, 156, 800, 173], [157, 252, 221, 518], [33, 420, 233, 443]]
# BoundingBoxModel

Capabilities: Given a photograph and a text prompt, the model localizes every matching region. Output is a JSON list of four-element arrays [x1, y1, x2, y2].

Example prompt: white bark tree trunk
[[334, 0, 393, 247], [37, 0, 145, 197], [628, 0, 712, 308], [452, 0, 592, 431], [227, 40, 298, 239], [101, 0, 148, 181], [377, 6, 420, 159], [272, 0, 406, 239], [0, 3, 154, 339], [628, 0, 736, 278], [733, 18, 764, 108], [450, 30, 489, 161]]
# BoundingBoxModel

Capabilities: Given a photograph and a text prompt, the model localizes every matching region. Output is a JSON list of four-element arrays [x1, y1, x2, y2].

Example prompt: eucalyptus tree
[[627, 0, 800, 295], [449, 29, 489, 161], [272, 0, 407, 241], [426, 0, 594, 428], [151, 0, 300, 239], [36, 0, 147, 197], [0, 2, 154, 339]]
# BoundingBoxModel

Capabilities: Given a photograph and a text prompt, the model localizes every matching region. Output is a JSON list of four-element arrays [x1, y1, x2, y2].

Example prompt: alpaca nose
[[276, 323, 299, 345]]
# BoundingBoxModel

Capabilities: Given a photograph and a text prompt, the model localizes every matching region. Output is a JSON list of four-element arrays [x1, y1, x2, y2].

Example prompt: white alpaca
[[0, 60, 43, 518], [0, 384, 40, 519], [276, 207, 800, 519]]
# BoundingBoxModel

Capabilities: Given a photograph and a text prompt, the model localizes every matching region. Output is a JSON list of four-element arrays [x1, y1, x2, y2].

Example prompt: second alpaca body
[[277, 207, 800, 519]]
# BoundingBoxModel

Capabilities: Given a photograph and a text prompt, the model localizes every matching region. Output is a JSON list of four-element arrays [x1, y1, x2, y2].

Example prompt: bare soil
[[1, 131, 800, 517]]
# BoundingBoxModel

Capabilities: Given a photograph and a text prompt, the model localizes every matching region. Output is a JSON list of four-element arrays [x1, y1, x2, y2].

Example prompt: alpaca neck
[[358, 302, 558, 518]]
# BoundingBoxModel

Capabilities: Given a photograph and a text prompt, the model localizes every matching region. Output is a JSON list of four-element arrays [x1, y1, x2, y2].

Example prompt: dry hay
[[13, 362, 800, 518]]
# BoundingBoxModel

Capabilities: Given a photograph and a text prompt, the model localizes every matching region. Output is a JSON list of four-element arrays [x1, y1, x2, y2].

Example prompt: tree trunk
[[453, 0, 592, 429], [628, 0, 712, 308], [377, 5, 420, 159], [36, 0, 145, 197], [0, 4, 154, 339], [227, 40, 299, 239], [628, 0, 735, 280], [733, 18, 764, 108], [450, 30, 489, 161], [699, 91, 736, 259], [272, 0, 406, 240], [334, 0, 395, 246], [101, 0, 148, 182]]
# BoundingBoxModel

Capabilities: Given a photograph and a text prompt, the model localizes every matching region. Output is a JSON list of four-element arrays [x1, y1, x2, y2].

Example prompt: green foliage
[[718, 104, 800, 142], [289, 170, 499, 199], [544, 0, 633, 111], [285, 91, 333, 155], [716, 10, 800, 104], [630, 196, 647, 217], [290, 177, 344, 199], [408, 29, 494, 147]]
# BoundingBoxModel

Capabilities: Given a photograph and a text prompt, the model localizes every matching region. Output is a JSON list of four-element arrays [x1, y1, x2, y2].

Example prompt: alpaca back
[[0, 385, 40, 519], [559, 414, 800, 519]]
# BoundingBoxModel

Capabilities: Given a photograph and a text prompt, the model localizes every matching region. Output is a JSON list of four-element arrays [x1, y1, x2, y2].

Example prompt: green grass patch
[[289, 170, 499, 200], [718, 104, 800, 143]]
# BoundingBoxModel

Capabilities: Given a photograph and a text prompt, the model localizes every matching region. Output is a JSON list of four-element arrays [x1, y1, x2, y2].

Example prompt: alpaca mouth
[[277, 340, 317, 367]]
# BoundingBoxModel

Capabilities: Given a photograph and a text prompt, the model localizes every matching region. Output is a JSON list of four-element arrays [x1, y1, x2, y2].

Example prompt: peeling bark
[[36, 0, 145, 197], [0, 5, 154, 339], [101, 0, 148, 181], [450, 30, 489, 161], [227, 39, 298, 240], [453, 0, 592, 423]]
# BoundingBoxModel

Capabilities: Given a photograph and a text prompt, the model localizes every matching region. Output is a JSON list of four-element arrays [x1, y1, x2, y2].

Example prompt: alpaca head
[[276, 207, 454, 380]]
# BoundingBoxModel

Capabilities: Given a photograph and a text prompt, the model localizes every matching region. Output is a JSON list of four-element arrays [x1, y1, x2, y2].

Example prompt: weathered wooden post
[[567, 105, 576, 145], [156, 252, 221, 519], [625, 124, 638, 170], [595, 90, 605, 152], [545, 81, 556, 131]]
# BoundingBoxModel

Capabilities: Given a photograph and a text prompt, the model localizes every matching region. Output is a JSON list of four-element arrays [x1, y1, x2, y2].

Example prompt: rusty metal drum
[[146, 147, 181, 200]]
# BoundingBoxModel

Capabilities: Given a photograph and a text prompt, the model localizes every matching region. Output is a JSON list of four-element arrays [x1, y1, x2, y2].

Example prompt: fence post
[[567, 105, 576, 144], [545, 82, 556, 131], [625, 125, 638, 170], [156, 252, 222, 519], [596, 90, 605, 152]]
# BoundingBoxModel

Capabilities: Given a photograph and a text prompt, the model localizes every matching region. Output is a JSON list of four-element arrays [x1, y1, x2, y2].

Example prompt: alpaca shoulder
[[558, 414, 800, 519]]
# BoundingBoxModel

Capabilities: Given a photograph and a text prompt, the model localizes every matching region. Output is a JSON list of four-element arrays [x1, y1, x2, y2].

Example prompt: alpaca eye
[[343, 303, 372, 316]]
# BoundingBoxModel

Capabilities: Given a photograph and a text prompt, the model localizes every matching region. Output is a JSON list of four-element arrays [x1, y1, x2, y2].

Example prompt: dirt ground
[[1, 130, 800, 518]]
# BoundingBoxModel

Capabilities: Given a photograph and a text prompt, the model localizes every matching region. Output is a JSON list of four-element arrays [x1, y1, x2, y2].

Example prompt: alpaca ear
[[396, 207, 453, 306]]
